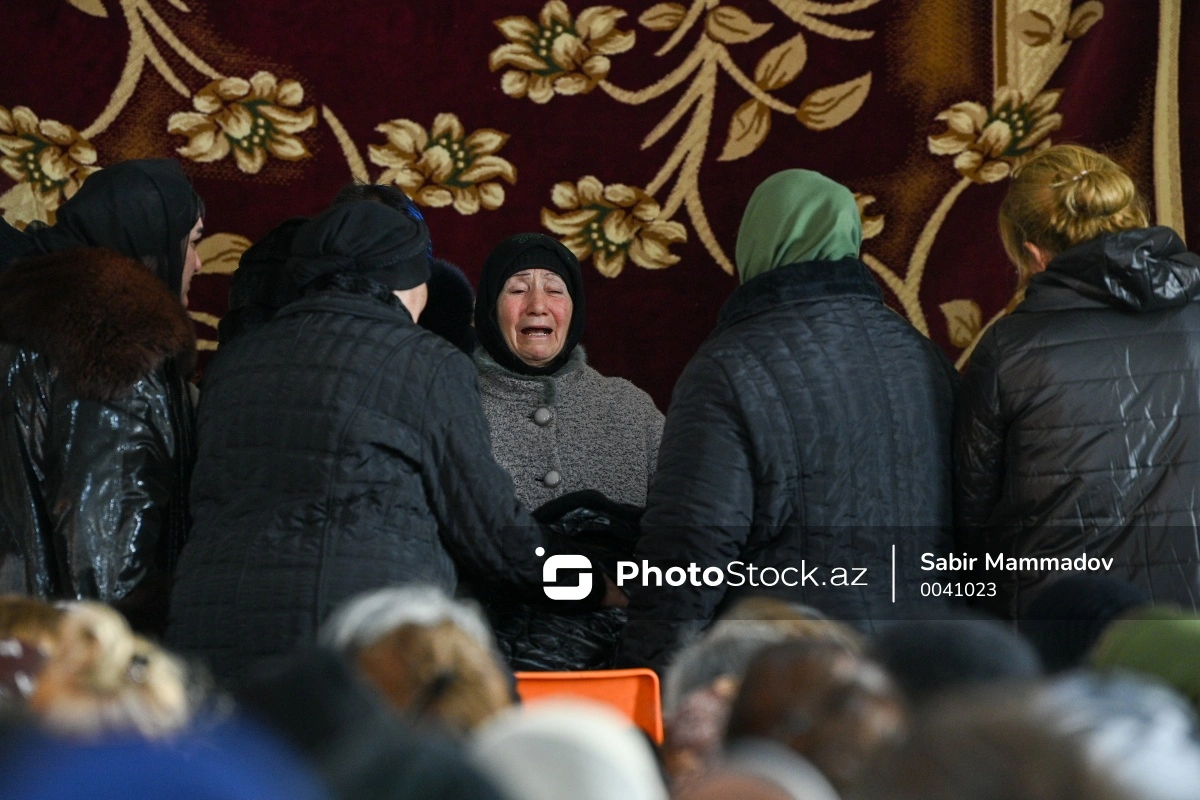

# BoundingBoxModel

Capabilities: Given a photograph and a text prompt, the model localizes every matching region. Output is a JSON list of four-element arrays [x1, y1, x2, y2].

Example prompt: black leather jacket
[[0, 253, 195, 631], [955, 227, 1200, 617]]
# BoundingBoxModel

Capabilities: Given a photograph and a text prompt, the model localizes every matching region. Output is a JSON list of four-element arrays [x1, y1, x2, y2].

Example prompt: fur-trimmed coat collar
[[0, 247, 195, 401]]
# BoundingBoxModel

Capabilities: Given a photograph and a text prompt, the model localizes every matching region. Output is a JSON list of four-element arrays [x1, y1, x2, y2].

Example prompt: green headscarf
[[735, 169, 862, 284], [1090, 606, 1200, 711]]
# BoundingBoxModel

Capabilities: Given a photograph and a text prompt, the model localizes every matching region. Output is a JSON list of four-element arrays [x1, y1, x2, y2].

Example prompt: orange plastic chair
[[514, 668, 664, 743]]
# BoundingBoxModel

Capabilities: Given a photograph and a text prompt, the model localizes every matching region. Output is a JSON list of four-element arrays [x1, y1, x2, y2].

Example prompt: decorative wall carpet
[[1, 0, 1193, 408]]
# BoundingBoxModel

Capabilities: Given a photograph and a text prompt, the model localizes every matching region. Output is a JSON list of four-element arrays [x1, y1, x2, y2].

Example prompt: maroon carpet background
[[1, 1, 1193, 409]]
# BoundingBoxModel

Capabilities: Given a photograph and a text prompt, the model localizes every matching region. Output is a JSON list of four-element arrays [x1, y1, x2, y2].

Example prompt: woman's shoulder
[[573, 363, 662, 417], [578, 363, 645, 395]]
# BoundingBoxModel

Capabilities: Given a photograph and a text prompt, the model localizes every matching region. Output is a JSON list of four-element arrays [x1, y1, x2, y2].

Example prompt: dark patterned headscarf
[[25, 159, 203, 297], [474, 233, 585, 376], [285, 202, 430, 291]]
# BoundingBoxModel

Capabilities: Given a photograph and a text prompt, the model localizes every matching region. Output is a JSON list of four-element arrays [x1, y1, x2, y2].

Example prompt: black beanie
[[872, 614, 1043, 706], [286, 202, 430, 292], [475, 232, 585, 376], [1023, 575, 1150, 673]]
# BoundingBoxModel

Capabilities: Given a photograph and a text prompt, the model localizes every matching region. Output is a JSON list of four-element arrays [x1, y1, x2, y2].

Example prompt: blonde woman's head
[[29, 601, 193, 739], [999, 144, 1148, 292], [320, 586, 513, 734], [353, 619, 513, 734]]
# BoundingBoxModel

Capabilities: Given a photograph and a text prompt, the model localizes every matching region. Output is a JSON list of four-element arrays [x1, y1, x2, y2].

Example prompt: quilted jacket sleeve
[[644, 396, 665, 500], [953, 328, 1007, 546], [618, 351, 754, 670], [419, 350, 556, 595], [47, 371, 177, 601]]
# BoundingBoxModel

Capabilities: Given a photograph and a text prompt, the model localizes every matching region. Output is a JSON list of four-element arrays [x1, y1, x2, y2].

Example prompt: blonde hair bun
[[999, 144, 1149, 292], [1057, 165, 1138, 220]]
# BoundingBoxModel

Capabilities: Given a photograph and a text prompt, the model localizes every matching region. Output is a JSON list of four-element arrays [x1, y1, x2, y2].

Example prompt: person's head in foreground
[[677, 739, 838, 800], [29, 601, 194, 739], [869, 613, 1042, 707], [725, 640, 904, 796], [235, 647, 508, 800], [855, 685, 1137, 800], [661, 597, 862, 786], [1088, 606, 1200, 713], [1022, 575, 1150, 672], [319, 585, 512, 734], [1032, 670, 1200, 800], [857, 675, 1200, 800], [472, 699, 667, 800]]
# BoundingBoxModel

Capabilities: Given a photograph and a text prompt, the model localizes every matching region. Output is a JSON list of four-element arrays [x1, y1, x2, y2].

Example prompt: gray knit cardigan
[[473, 346, 664, 509]]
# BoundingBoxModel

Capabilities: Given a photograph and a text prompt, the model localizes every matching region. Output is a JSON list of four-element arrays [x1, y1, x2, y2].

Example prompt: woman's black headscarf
[[285, 202, 430, 292], [422, 257, 477, 353], [474, 233, 585, 376], [0, 217, 33, 272], [25, 159, 203, 297]]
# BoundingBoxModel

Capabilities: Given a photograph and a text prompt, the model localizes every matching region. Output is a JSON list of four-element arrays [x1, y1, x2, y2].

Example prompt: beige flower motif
[[167, 71, 317, 175], [928, 87, 1063, 183], [490, 1, 635, 104], [854, 193, 884, 240], [542, 176, 687, 277], [368, 113, 516, 215], [0, 105, 98, 219]]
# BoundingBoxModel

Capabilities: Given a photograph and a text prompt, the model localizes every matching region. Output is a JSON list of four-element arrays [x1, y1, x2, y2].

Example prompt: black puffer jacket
[[955, 227, 1200, 618], [0, 251, 196, 633], [618, 259, 959, 670], [168, 291, 556, 682]]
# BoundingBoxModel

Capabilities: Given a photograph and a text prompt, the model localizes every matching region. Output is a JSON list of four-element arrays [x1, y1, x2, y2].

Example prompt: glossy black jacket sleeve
[[46, 370, 177, 601], [953, 329, 1007, 548]]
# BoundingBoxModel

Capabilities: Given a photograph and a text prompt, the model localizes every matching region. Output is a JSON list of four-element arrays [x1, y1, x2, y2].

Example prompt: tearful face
[[497, 268, 573, 367]]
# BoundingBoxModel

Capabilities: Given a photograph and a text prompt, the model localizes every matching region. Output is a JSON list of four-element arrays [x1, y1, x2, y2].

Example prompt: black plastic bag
[[489, 491, 641, 672]]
